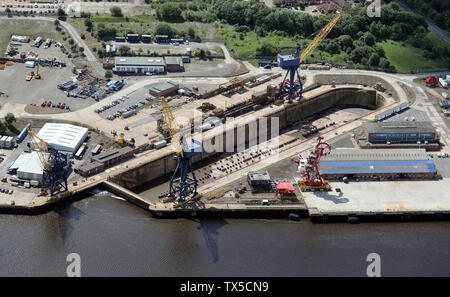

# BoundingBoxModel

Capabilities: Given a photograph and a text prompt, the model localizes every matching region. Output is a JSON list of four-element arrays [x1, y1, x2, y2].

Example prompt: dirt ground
[[0, 19, 101, 111]]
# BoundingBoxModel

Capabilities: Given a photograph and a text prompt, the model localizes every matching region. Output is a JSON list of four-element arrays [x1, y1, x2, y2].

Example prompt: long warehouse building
[[113, 57, 165, 75], [319, 148, 437, 180], [36, 123, 88, 154], [356, 121, 441, 151]]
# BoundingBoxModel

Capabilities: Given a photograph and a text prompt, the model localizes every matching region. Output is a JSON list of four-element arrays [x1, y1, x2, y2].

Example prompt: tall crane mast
[[298, 136, 332, 192], [25, 121, 69, 197], [277, 13, 343, 104], [160, 97, 202, 207]]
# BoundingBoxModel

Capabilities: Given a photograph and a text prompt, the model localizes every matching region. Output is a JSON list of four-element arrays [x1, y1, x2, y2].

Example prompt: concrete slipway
[[302, 179, 450, 223]]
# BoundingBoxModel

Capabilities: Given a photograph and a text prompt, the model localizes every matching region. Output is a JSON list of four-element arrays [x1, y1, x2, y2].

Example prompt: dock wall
[[110, 86, 377, 189]]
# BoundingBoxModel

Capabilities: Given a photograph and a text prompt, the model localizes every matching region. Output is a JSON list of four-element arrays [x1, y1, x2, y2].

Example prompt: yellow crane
[[24, 121, 70, 197], [35, 63, 41, 79], [25, 121, 50, 171], [299, 13, 343, 64], [161, 96, 183, 158], [160, 96, 202, 207], [277, 13, 343, 104]]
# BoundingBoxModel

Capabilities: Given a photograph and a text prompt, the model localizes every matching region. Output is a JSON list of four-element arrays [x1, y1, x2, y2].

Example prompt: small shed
[[275, 182, 295, 197]]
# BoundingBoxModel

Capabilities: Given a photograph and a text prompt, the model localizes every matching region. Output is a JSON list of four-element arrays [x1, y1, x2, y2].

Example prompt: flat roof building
[[12, 151, 44, 182], [319, 148, 437, 180], [76, 147, 134, 177], [113, 57, 165, 75], [165, 56, 184, 72], [149, 81, 179, 97], [36, 123, 88, 153], [357, 121, 440, 151]]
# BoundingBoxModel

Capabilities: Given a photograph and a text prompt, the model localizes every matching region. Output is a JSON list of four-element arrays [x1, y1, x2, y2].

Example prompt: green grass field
[[377, 40, 445, 71], [216, 22, 449, 71]]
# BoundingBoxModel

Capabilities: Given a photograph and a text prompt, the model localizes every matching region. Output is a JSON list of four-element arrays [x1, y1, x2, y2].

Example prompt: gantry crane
[[298, 136, 332, 192], [277, 13, 343, 104], [160, 97, 202, 207], [25, 121, 69, 197]]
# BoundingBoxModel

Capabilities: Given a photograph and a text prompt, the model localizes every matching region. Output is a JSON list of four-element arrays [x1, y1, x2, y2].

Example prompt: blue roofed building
[[319, 148, 437, 180]]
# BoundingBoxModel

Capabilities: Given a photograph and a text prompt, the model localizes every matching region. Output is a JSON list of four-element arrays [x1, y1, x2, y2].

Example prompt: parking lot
[[1, 0, 65, 15]]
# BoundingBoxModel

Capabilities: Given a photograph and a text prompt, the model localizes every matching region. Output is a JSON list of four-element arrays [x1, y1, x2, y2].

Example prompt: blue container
[[16, 123, 30, 143]]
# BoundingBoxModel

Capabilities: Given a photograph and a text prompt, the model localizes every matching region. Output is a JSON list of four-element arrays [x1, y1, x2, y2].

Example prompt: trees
[[4, 113, 16, 126], [325, 40, 340, 54], [154, 23, 176, 39], [96, 24, 117, 40], [57, 8, 66, 18], [105, 71, 113, 79], [378, 57, 391, 69], [110, 6, 123, 17], [157, 3, 183, 22], [368, 53, 380, 67], [118, 46, 131, 56], [362, 32, 376, 46], [0, 122, 6, 135], [255, 43, 277, 57], [187, 27, 196, 39], [84, 18, 93, 32]]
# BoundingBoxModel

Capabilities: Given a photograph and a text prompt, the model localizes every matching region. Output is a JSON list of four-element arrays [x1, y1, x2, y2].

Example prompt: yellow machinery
[[160, 97, 202, 207], [117, 133, 125, 144], [35, 64, 41, 79], [299, 13, 343, 64], [278, 13, 343, 104]]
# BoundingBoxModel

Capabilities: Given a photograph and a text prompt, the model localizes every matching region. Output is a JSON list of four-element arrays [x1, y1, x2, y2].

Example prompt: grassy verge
[[377, 40, 445, 71], [214, 46, 224, 57]]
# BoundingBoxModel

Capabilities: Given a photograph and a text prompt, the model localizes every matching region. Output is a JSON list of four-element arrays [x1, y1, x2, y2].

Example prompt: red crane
[[299, 136, 332, 192]]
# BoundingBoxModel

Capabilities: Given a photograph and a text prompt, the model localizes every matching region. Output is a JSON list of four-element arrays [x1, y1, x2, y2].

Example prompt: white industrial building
[[113, 57, 166, 75], [36, 123, 88, 153], [11, 151, 44, 182]]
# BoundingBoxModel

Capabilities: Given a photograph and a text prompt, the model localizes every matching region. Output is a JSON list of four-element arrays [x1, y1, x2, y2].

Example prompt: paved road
[[0, 15, 105, 76], [394, 0, 450, 43]]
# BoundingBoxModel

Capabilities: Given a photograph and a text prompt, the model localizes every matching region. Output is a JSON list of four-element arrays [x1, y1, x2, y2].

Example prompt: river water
[[0, 192, 449, 277]]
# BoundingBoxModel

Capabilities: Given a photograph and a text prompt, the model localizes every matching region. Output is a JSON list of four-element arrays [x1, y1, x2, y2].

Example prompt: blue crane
[[25, 122, 69, 197], [160, 97, 202, 207], [277, 13, 343, 104]]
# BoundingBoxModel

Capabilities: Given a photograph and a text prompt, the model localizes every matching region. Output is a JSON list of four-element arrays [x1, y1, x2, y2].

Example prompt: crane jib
[[299, 13, 343, 64]]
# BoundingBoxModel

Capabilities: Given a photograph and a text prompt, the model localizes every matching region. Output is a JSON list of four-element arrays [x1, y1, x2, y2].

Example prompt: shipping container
[[170, 38, 184, 44], [25, 61, 35, 68], [127, 34, 140, 43], [154, 140, 167, 149], [16, 123, 30, 143], [4, 137, 13, 148], [155, 35, 169, 43], [0, 136, 8, 148], [30, 180, 40, 187], [91, 144, 102, 156], [7, 161, 16, 174], [141, 35, 152, 43], [122, 110, 136, 119], [75, 144, 87, 160], [114, 37, 126, 42]]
